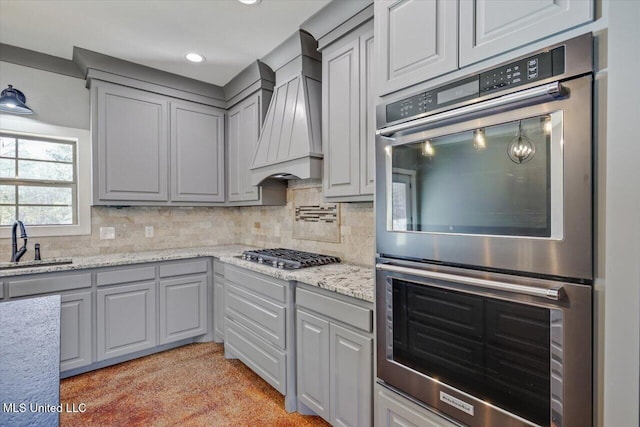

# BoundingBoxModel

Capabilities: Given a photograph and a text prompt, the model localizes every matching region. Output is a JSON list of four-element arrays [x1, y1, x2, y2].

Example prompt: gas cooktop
[[239, 248, 341, 270]]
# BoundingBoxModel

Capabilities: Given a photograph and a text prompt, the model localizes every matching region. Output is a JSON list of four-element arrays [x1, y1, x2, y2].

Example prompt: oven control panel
[[386, 46, 566, 123]]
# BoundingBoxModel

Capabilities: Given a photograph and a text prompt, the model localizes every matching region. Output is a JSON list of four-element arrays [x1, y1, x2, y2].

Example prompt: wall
[[236, 179, 374, 266], [0, 183, 375, 266], [0, 61, 89, 130], [603, 0, 640, 425]]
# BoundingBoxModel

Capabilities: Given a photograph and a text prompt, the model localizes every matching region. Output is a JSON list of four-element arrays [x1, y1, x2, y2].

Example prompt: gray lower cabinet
[[223, 264, 295, 411], [97, 281, 157, 360], [321, 20, 375, 201], [213, 259, 225, 343], [158, 274, 207, 344], [297, 310, 330, 419], [296, 286, 373, 426], [60, 291, 93, 372], [375, 384, 459, 427]]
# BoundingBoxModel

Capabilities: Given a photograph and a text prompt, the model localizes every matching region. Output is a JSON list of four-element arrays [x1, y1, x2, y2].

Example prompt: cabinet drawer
[[225, 282, 286, 349], [224, 318, 286, 394], [159, 259, 208, 278], [8, 272, 92, 297], [226, 265, 286, 303], [96, 265, 156, 286], [297, 287, 372, 332]]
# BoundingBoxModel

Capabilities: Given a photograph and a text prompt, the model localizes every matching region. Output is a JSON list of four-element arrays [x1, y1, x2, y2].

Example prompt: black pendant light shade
[[0, 85, 34, 114]]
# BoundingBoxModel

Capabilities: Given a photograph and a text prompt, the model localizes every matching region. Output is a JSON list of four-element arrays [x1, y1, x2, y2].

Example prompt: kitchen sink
[[0, 258, 73, 270]]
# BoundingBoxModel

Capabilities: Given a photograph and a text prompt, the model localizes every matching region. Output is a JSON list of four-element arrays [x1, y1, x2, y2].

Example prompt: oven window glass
[[390, 114, 557, 237], [392, 279, 552, 426]]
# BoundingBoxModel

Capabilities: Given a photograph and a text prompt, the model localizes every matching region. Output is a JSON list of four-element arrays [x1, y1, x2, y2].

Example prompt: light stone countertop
[[0, 245, 375, 303]]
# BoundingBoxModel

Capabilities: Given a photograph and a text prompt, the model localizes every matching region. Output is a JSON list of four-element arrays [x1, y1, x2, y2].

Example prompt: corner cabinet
[[226, 89, 286, 206], [296, 285, 373, 426], [91, 80, 225, 205], [375, 0, 593, 96], [321, 20, 376, 201], [375, 0, 458, 96]]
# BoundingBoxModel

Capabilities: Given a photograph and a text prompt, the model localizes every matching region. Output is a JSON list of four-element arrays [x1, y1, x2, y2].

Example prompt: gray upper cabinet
[[321, 20, 375, 201], [170, 101, 225, 203], [94, 81, 169, 202], [375, 0, 593, 96], [459, 0, 594, 67], [91, 80, 225, 206], [375, 0, 458, 96], [227, 92, 262, 202]]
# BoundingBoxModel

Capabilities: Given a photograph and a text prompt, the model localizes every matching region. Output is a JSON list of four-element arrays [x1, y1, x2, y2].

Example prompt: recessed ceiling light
[[185, 53, 205, 63], [238, 0, 261, 5]]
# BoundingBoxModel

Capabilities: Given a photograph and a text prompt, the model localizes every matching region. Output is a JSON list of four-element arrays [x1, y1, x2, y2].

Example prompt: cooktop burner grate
[[239, 248, 341, 269]]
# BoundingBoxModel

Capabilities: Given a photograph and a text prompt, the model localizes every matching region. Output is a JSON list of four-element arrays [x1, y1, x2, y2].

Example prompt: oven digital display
[[437, 80, 479, 105]]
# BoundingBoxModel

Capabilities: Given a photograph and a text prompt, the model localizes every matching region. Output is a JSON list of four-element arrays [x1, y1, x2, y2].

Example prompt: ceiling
[[0, 0, 332, 87]]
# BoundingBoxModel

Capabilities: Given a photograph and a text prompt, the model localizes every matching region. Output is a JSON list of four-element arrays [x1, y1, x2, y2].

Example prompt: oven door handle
[[376, 81, 564, 137], [375, 263, 564, 301]]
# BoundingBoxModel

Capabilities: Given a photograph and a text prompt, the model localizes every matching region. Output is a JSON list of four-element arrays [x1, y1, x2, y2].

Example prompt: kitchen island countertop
[[0, 245, 374, 303]]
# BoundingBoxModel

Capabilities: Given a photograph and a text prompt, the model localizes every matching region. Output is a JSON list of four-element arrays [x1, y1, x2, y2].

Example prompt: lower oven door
[[376, 259, 592, 427]]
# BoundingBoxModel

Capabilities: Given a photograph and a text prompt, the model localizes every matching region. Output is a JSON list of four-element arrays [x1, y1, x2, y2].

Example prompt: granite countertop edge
[[1, 245, 375, 303]]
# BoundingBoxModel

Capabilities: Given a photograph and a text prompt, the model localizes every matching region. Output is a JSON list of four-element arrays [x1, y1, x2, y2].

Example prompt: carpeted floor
[[60, 342, 329, 426]]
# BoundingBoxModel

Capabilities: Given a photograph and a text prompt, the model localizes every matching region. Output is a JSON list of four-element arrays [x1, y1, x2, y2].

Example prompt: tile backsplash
[[1, 180, 375, 266]]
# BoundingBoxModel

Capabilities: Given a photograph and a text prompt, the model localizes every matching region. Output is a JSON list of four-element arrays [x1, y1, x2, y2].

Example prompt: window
[[0, 118, 90, 237], [1, 133, 77, 226]]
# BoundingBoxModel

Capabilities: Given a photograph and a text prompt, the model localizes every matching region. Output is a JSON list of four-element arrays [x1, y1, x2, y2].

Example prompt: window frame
[[0, 117, 91, 238]]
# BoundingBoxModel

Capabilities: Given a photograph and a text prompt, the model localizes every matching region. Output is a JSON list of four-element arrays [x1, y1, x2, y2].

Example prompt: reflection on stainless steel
[[507, 120, 536, 164], [377, 75, 591, 281], [376, 262, 564, 300], [376, 258, 592, 427]]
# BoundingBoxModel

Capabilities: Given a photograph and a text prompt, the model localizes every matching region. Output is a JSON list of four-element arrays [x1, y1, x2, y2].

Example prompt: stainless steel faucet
[[11, 220, 27, 262]]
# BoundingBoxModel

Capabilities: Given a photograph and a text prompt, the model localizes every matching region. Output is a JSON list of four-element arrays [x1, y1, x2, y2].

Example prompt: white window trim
[[0, 115, 91, 237]]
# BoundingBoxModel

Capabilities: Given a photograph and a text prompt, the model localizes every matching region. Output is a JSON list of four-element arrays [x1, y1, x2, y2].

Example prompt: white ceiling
[[0, 0, 332, 86]]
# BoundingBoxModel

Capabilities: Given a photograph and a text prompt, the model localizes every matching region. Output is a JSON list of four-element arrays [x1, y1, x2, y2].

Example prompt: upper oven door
[[375, 75, 593, 281]]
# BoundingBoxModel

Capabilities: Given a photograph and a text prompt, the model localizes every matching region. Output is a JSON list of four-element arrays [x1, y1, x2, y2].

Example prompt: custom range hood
[[250, 30, 322, 185]]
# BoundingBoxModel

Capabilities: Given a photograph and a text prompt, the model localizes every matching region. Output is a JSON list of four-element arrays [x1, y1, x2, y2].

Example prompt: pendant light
[[507, 120, 535, 164], [0, 85, 34, 115]]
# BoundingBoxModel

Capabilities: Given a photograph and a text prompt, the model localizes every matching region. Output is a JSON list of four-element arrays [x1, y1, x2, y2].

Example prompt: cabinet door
[[330, 323, 373, 427], [60, 291, 92, 372], [96, 282, 157, 361], [459, 0, 594, 67], [376, 0, 458, 96], [296, 309, 331, 421], [170, 101, 225, 202], [94, 82, 169, 202], [227, 93, 262, 202], [323, 36, 361, 198], [360, 27, 376, 196], [213, 275, 225, 342], [159, 274, 207, 344]]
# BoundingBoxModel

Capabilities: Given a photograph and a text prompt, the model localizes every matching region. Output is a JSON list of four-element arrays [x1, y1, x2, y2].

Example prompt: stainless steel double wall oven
[[375, 34, 594, 427]]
